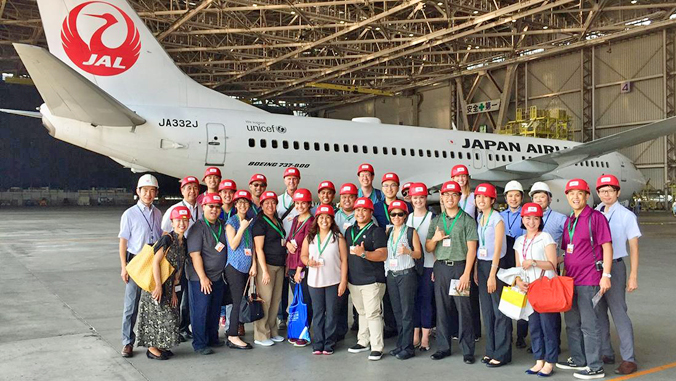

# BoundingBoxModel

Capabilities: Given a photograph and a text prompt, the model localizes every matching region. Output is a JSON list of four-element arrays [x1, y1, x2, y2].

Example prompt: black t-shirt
[[346, 222, 387, 285], [252, 214, 287, 267]]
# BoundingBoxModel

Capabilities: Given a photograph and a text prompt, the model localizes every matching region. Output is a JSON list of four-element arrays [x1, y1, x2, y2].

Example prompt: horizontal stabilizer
[[13, 44, 145, 127], [0, 109, 42, 118]]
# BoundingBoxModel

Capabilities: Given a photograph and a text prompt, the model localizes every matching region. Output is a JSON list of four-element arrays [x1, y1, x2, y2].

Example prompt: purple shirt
[[561, 205, 612, 286]]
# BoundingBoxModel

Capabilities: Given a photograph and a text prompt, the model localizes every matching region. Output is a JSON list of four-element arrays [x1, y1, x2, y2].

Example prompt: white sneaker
[[254, 339, 275, 347], [271, 335, 285, 343]]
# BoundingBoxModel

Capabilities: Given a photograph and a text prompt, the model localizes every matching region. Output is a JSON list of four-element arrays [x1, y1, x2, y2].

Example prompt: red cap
[[354, 197, 374, 211], [565, 179, 590, 194], [180, 176, 199, 188], [201, 193, 222, 205], [218, 179, 237, 192], [441, 181, 461, 194], [409, 183, 428, 197], [170, 205, 192, 220], [388, 200, 409, 214], [596, 175, 620, 190], [318, 181, 336, 192], [357, 163, 375, 175], [283, 167, 301, 178], [402, 182, 412, 192], [249, 173, 267, 185], [233, 190, 253, 203], [292, 188, 312, 202], [203, 167, 221, 180], [381, 172, 400, 185], [315, 205, 335, 217], [260, 191, 278, 204], [521, 202, 543, 217], [451, 164, 469, 178], [474, 183, 497, 199], [339, 183, 358, 195]]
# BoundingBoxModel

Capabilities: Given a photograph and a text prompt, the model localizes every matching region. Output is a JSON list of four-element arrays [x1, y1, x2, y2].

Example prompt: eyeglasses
[[598, 188, 617, 195], [251, 183, 265, 187], [390, 212, 407, 218], [206, 204, 221, 209]]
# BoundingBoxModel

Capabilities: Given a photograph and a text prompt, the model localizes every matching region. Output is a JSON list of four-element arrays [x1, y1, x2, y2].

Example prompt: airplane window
[[458, 152, 463, 159], [373, 146, 379, 154], [427, 150, 432, 157], [596, 161, 600, 167], [282, 140, 289, 149], [272, 140, 278, 149], [475, 153, 480, 160], [442, 151, 447, 158], [418, 149, 424, 157], [402, 148, 407, 156], [502, 155, 507, 161], [450, 151, 455, 159], [293, 141, 300, 150], [606, 162, 609, 167], [353, 145, 359, 153], [334, 143, 340, 152], [410, 149, 415, 156], [434, 150, 439, 158], [343, 144, 349, 153], [363, 146, 368, 154], [488, 154, 493, 161], [248, 138, 255, 148], [392, 147, 397, 155], [303, 142, 309, 150], [522, 156, 525, 160], [260, 139, 267, 148], [314, 142, 320, 151], [383, 147, 388, 155], [324, 143, 330, 151], [509, 155, 513, 161]]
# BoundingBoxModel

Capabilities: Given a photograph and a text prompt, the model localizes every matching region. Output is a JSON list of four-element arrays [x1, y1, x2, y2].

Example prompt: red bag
[[527, 272, 574, 313]]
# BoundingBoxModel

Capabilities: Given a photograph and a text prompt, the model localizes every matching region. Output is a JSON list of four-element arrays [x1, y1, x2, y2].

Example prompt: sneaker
[[254, 339, 275, 347], [573, 368, 605, 379], [348, 344, 370, 353], [278, 318, 287, 330], [271, 335, 285, 343], [312, 350, 322, 355], [219, 316, 226, 327], [288, 338, 298, 344], [294, 339, 309, 347], [368, 351, 383, 361], [195, 347, 214, 355], [452, 336, 459, 341], [557, 357, 587, 370], [323, 350, 334, 355]]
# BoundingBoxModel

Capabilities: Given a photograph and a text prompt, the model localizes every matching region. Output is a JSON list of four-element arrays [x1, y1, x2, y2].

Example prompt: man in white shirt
[[276, 167, 301, 328]]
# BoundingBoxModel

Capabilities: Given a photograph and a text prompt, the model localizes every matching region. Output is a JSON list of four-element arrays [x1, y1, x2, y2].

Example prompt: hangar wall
[[324, 30, 676, 191]]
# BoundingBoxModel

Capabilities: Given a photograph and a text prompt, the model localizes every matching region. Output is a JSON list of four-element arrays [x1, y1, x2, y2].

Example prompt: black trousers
[[224, 265, 248, 337], [289, 269, 312, 326], [477, 259, 512, 363], [278, 274, 290, 320], [383, 285, 397, 332], [449, 263, 481, 339], [433, 261, 475, 356], [178, 265, 191, 334], [387, 270, 418, 354], [308, 284, 339, 352]]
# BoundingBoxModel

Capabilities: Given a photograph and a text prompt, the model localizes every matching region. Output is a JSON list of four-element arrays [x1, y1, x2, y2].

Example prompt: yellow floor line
[[610, 361, 676, 380]]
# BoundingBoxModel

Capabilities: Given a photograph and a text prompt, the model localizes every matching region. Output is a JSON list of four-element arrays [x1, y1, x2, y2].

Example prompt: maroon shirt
[[561, 205, 612, 286], [286, 214, 314, 271]]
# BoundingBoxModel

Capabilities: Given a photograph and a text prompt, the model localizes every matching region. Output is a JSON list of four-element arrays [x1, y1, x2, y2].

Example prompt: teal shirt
[[426, 209, 478, 261]]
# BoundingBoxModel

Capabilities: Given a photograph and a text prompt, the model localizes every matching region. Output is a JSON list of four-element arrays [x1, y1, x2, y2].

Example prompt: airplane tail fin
[[35, 0, 262, 112]]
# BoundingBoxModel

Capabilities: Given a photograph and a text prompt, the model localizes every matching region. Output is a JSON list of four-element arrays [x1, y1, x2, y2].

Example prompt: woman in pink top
[[301, 205, 348, 355], [285, 188, 315, 347]]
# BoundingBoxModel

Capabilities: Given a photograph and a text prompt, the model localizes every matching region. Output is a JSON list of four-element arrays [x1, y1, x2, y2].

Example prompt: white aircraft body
[[4, 0, 674, 212]]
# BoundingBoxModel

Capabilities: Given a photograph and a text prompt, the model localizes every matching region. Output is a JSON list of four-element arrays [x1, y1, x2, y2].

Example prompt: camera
[[595, 260, 603, 272]]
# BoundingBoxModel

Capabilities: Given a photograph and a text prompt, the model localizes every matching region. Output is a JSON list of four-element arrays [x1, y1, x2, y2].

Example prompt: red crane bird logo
[[61, 1, 141, 76]]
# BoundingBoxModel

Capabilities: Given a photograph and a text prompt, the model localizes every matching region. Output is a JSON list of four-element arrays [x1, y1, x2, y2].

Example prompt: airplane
[[2, 0, 674, 212]]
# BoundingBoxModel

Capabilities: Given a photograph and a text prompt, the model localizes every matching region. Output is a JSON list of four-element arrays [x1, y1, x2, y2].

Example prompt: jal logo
[[179, 210, 188, 215], [478, 186, 486, 192], [569, 181, 579, 186], [414, 187, 423, 192], [528, 207, 538, 212], [61, 1, 141, 76], [601, 177, 611, 183]]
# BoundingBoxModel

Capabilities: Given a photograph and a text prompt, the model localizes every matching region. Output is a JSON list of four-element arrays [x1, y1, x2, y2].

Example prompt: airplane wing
[[0, 109, 42, 118], [13, 44, 146, 127], [472, 116, 676, 182]]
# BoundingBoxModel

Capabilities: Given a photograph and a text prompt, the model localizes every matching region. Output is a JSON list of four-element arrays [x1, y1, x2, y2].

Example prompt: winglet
[[13, 43, 146, 127]]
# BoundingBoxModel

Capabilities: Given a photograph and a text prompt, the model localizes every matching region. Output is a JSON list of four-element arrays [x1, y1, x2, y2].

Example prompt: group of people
[[117, 162, 641, 380]]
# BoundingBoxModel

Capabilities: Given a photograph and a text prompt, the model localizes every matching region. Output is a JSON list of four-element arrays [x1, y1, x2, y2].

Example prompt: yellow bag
[[498, 285, 533, 320], [126, 242, 175, 293]]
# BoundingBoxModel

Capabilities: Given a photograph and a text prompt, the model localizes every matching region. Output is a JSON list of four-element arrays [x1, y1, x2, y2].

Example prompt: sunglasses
[[390, 212, 407, 218], [251, 183, 265, 187], [206, 204, 221, 209]]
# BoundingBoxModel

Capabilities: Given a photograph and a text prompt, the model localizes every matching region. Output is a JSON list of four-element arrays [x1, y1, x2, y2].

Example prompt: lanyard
[[204, 218, 222, 242], [567, 212, 581, 244], [507, 208, 520, 233], [601, 205, 616, 223], [339, 209, 355, 221], [316, 232, 333, 257], [521, 232, 539, 261], [351, 222, 374, 243], [283, 192, 293, 209], [543, 209, 551, 227], [388, 226, 406, 257], [237, 215, 251, 248], [442, 211, 461, 236], [292, 217, 310, 239], [414, 211, 430, 230], [181, 201, 197, 222], [137, 205, 155, 241], [223, 207, 234, 221], [479, 209, 494, 247], [383, 202, 391, 224], [461, 197, 468, 211], [263, 215, 285, 238]]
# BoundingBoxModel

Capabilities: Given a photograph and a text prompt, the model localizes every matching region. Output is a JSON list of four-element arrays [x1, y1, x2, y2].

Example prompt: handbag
[[126, 239, 175, 293], [287, 283, 311, 342], [239, 276, 265, 323], [498, 282, 533, 321], [527, 270, 574, 313]]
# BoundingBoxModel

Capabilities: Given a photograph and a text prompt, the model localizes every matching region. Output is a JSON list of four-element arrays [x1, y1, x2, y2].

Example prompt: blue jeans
[[413, 267, 435, 329], [121, 277, 142, 346], [189, 279, 224, 351], [529, 311, 559, 363]]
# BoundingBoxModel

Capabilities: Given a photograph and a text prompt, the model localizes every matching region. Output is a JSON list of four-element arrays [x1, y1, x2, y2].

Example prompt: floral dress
[[136, 232, 187, 348]]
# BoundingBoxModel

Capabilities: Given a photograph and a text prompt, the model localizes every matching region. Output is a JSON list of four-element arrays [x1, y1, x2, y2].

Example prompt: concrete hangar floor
[[1, 207, 675, 381]]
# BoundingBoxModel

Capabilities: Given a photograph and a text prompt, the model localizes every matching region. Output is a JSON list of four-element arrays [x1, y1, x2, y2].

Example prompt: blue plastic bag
[[287, 283, 311, 342]]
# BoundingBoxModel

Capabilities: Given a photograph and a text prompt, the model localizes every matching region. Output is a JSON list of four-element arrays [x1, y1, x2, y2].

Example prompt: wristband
[[602, 273, 612, 278]]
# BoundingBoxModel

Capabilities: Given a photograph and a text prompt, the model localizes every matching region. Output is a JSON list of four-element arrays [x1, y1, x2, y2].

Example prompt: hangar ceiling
[[2, 0, 676, 112]]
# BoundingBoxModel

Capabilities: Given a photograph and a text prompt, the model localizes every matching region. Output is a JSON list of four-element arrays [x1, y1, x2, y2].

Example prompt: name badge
[[174, 285, 181, 293], [281, 239, 285, 247], [478, 247, 488, 258], [350, 246, 357, 254], [389, 258, 399, 268], [566, 244, 574, 254], [215, 242, 225, 252], [290, 239, 297, 247], [244, 248, 252, 256], [316, 258, 325, 265], [343, 222, 352, 231], [442, 238, 451, 247]]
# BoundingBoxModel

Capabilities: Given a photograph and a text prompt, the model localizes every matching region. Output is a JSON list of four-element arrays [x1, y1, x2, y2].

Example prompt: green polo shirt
[[426, 209, 478, 261]]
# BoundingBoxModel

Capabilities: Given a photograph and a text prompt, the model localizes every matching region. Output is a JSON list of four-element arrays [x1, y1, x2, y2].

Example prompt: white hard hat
[[137, 174, 159, 189], [528, 181, 551, 197], [504, 180, 524, 195]]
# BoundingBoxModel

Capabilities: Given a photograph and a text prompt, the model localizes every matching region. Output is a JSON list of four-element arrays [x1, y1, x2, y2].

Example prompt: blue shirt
[[500, 207, 524, 238], [358, 187, 385, 204], [118, 201, 163, 254], [595, 201, 641, 259], [162, 200, 201, 238], [373, 199, 413, 228], [542, 207, 567, 249], [225, 215, 254, 273], [459, 192, 476, 218], [476, 210, 507, 260]]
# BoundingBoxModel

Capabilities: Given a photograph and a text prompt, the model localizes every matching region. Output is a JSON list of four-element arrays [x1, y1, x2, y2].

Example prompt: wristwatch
[[360, 252, 367, 259], [602, 273, 612, 278]]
